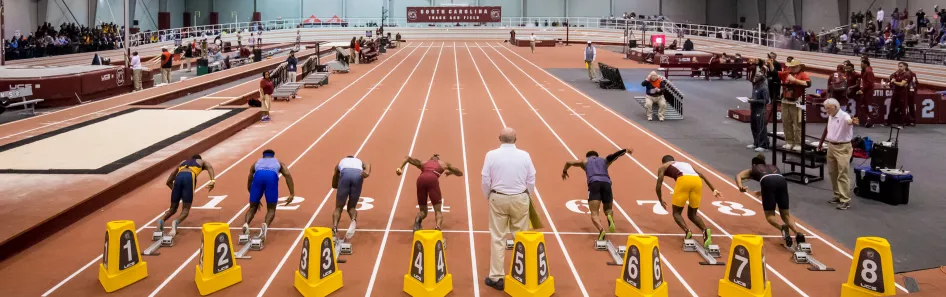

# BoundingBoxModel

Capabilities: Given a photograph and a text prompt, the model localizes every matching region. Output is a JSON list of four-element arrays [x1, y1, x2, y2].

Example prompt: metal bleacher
[[633, 74, 684, 120]]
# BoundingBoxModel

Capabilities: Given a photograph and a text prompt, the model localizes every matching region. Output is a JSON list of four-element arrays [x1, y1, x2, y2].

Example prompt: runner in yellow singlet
[[160, 155, 216, 231], [655, 155, 722, 248]]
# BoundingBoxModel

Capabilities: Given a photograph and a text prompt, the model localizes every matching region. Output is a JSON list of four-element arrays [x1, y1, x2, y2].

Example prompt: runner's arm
[[332, 166, 340, 189], [735, 169, 752, 192], [444, 162, 463, 176], [605, 148, 632, 165], [279, 162, 295, 197], [561, 160, 585, 180], [247, 164, 256, 192], [399, 156, 423, 170], [362, 163, 372, 178], [698, 171, 722, 198], [655, 165, 667, 202], [166, 168, 178, 188], [201, 160, 216, 181]]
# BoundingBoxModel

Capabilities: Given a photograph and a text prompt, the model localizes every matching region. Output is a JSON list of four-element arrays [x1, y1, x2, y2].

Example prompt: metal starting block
[[143, 220, 178, 256], [683, 239, 724, 265], [595, 240, 628, 266], [236, 226, 267, 259], [783, 243, 834, 271], [505, 239, 514, 250], [238, 234, 250, 245]]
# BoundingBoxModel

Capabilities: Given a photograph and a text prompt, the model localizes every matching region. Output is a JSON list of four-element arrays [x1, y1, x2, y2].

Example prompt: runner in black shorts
[[735, 154, 806, 247], [562, 148, 632, 240]]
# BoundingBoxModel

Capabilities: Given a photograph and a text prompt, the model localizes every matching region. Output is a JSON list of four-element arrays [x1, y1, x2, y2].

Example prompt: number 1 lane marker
[[40, 42, 418, 297]]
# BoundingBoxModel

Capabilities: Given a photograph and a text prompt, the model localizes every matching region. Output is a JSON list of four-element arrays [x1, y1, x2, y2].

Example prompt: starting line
[[235, 224, 267, 259], [142, 220, 179, 256], [683, 238, 724, 266]]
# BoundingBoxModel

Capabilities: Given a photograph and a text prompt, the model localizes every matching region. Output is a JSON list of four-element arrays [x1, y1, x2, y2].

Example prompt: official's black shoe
[[837, 202, 851, 210], [828, 199, 841, 204], [485, 277, 504, 291]]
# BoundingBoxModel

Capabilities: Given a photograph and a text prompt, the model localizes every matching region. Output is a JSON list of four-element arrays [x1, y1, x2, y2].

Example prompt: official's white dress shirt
[[481, 144, 536, 198], [131, 55, 141, 70], [826, 110, 854, 143]]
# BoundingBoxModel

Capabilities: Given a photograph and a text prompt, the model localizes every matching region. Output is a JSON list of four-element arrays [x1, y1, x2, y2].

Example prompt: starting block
[[294, 227, 344, 297], [334, 224, 355, 263], [99, 220, 148, 292], [594, 239, 628, 266], [143, 220, 179, 256], [783, 242, 834, 271], [235, 224, 267, 259], [683, 239, 724, 265], [505, 239, 514, 250]]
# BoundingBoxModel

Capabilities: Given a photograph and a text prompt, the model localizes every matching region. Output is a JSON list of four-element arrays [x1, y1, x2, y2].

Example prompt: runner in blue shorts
[[242, 149, 295, 237], [332, 155, 371, 239], [160, 155, 216, 232]]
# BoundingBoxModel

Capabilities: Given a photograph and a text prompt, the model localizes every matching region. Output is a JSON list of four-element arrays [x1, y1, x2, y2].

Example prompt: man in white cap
[[641, 71, 668, 121], [585, 41, 597, 81]]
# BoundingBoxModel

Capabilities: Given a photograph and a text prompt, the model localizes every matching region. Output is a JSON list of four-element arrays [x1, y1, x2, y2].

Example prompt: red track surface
[[0, 41, 915, 296]]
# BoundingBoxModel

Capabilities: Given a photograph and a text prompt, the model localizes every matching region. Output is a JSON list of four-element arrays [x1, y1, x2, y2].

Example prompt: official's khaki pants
[[161, 68, 172, 84], [827, 142, 853, 203], [586, 61, 596, 80], [287, 71, 297, 83], [133, 69, 142, 91], [488, 192, 530, 281], [781, 101, 802, 146], [261, 94, 273, 112], [183, 57, 191, 71], [645, 95, 667, 121], [530, 41, 535, 53]]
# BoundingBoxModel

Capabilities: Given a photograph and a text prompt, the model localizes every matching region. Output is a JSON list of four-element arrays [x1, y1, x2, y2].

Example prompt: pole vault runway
[[0, 41, 902, 297]]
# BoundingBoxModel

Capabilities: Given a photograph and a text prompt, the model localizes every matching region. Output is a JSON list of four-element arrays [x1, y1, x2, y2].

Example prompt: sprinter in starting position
[[161, 155, 216, 232], [562, 148, 632, 240], [735, 154, 806, 247], [242, 149, 295, 237], [655, 155, 722, 248], [396, 154, 463, 232]]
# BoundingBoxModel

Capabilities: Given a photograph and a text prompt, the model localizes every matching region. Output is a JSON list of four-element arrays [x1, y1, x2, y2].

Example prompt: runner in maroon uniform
[[397, 154, 463, 231], [859, 59, 876, 127]]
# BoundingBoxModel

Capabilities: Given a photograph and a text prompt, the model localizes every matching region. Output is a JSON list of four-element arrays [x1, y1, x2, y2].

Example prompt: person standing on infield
[[242, 150, 295, 238], [396, 154, 464, 232], [561, 148, 632, 240], [160, 155, 216, 232], [735, 153, 806, 247], [482, 128, 536, 291], [584, 41, 598, 81], [530, 33, 536, 53], [332, 155, 372, 239], [817, 98, 858, 210], [655, 155, 723, 248]]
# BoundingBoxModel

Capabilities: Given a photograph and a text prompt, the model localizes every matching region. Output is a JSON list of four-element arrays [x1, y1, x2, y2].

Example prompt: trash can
[[253, 49, 262, 62], [196, 58, 210, 76]]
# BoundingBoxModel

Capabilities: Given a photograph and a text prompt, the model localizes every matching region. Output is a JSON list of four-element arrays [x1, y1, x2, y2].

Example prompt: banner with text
[[406, 6, 502, 23]]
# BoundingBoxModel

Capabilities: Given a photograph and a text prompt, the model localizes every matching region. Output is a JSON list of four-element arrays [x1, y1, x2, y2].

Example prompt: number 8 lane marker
[[40, 43, 421, 297], [471, 42, 694, 297], [483, 42, 807, 296], [496, 41, 910, 294]]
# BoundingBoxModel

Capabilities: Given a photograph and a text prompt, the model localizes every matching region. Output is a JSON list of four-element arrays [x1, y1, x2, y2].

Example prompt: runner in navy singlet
[[396, 154, 464, 232], [160, 155, 216, 232], [562, 148, 632, 240], [735, 154, 806, 247]]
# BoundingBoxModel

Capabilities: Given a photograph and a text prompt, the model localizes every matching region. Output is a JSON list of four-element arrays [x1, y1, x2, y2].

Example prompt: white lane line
[[255, 43, 437, 297], [487, 42, 808, 296], [474, 42, 696, 296], [364, 42, 445, 297], [150, 43, 430, 297], [40, 42, 416, 297], [454, 41, 481, 296], [468, 42, 589, 297], [499, 41, 910, 294]]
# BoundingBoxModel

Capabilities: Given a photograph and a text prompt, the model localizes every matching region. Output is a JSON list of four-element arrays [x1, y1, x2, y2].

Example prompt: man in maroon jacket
[[858, 59, 875, 127]]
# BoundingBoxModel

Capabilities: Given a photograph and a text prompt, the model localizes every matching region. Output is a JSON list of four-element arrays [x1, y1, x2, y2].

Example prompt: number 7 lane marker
[[40, 43, 420, 297], [472, 42, 693, 297], [497, 42, 909, 294], [255, 43, 441, 297], [483, 42, 807, 296], [150, 43, 433, 297]]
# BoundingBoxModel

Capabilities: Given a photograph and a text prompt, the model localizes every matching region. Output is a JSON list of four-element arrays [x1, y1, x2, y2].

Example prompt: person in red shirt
[[777, 59, 812, 152], [905, 64, 919, 126], [843, 63, 862, 116], [888, 62, 914, 126], [827, 64, 848, 103], [858, 59, 876, 127], [259, 72, 274, 122], [354, 38, 361, 64]]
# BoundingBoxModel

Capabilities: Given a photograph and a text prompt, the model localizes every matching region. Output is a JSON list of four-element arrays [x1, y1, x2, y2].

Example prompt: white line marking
[[489, 42, 809, 296], [454, 41, 481, 296], [500, 41, 911, 293], [364, 42, 444, 297], [255, 43, 435, 297], [40, 42, 416, 297], [475, 41, 696, 296], [470, 42, 589, 297]]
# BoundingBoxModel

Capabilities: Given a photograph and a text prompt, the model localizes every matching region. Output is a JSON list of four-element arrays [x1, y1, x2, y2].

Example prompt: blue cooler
[[853, 166, 913, 205]]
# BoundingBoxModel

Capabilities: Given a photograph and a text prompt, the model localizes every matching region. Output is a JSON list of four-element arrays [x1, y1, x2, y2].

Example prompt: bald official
[[482, 128, 536, 291]]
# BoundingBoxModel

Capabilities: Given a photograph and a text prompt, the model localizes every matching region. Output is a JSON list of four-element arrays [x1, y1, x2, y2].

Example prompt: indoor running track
[[0, 41, 905, 297]]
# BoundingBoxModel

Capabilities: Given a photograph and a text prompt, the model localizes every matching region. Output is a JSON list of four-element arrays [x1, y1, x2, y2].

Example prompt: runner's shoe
[[172, 220, 179, 234], [796, 233, 807, 244], [157, 219, 165, 232], [345, 220, 356, 240], [242, 223, 249, 236], [781, 225, 794, 248], [702, 229, 713, 249], [413, 217, 422, 233], [598, 230, 607, 241], [332, 226, 338, 240], [607, 214, 616, 232], [260, 223, 268, 240], [684, 231, 693, 240]]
